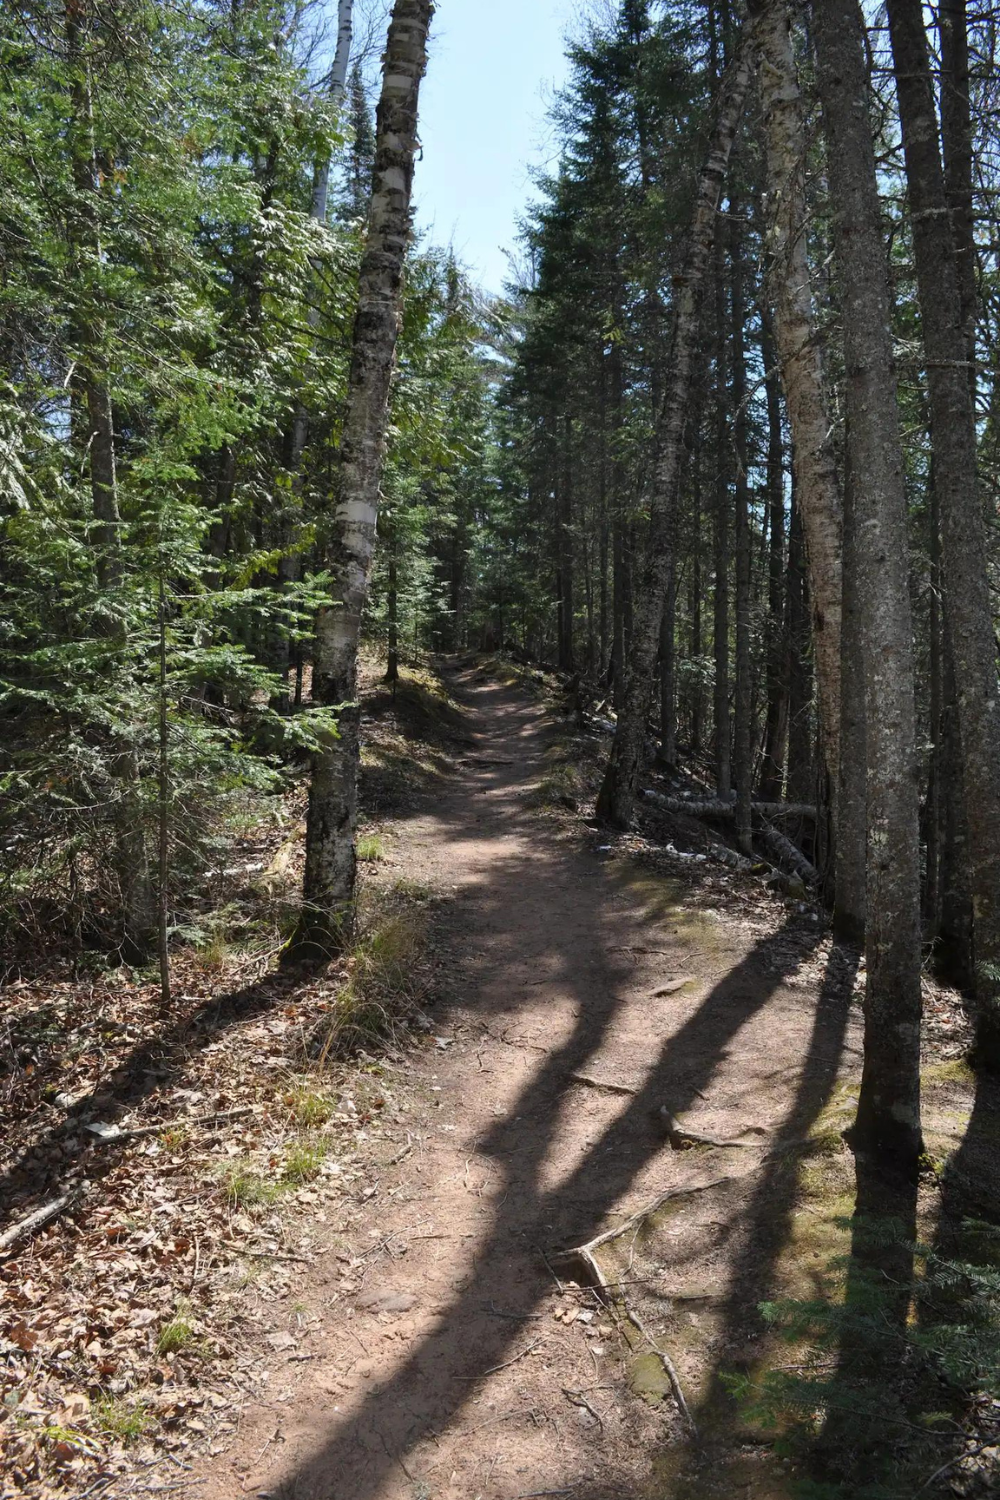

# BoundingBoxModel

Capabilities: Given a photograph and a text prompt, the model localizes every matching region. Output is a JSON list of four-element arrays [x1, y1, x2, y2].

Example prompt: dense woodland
[[4, 0, 1000, 1494]]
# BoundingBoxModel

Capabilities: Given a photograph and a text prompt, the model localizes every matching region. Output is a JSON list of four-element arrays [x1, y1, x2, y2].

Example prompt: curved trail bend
[[197, 661, 858, 1500]]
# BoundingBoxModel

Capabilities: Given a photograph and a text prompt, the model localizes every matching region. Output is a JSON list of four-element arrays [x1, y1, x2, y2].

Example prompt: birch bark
[[596, 45, 751, 828], [290, 0, 433, 961]]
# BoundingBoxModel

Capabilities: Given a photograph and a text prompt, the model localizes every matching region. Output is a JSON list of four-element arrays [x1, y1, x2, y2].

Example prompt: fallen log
[[758, 821, 820, 886], [643, 790, 815, 820]]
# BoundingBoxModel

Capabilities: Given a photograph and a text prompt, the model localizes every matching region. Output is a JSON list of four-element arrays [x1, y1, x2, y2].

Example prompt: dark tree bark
[[730, 197, 753, 854], [596, 45, 751, 828], [757, 309, 788, 802], [712, 228, 732, 802], [557, 414, 575, 672], [886, 0, 1000, 1067], [785, 492, 813, 804], [812, 0, 923, 1176], [939, 0, 977, 382], [835, 435, 866, 943], [609, 344, 628, 709], [658, 559, 678, 768], [290, 0, 433, 962], [689, 469, 705, 758]]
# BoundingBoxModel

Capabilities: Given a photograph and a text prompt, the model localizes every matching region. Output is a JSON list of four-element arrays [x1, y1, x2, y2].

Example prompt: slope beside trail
[[194, 660, 860, 1500]]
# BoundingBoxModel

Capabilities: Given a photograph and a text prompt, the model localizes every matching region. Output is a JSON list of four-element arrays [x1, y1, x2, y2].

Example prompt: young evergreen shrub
[[728, 1217, 1000, 1498]]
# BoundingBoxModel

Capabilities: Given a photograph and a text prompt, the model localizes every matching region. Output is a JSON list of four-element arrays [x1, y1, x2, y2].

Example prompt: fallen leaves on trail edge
[[0, 954, 437, 1498], [0, 660, 453, 1500]]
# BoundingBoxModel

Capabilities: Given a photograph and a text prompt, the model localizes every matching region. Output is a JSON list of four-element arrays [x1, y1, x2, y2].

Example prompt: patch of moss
[[923, 1057, 975, 1087], [627, 1350, 672, 1404]]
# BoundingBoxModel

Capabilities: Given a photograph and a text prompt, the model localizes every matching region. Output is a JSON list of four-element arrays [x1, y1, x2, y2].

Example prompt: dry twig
[[454, 1337, 542, 1380], [0, 1190, 83, 1255]]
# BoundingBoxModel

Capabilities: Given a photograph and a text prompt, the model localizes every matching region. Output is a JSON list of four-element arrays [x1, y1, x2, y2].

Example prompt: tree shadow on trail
[[267, 907, 823, 1497], [676, 945, 858, 1471], [3, 664, 832, 1500]]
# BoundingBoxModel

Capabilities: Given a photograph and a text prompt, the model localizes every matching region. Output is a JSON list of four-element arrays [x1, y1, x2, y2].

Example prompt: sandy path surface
[[195, 663, 859, 1500]]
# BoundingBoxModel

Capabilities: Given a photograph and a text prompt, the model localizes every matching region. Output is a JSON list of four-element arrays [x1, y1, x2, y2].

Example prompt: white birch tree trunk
[[289, 0, 433, 961], [311, 0, 355, 225]]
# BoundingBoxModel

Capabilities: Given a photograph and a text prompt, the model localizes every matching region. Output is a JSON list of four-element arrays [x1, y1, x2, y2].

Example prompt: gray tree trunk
[[757, 309, 788, 802], [886, 0, 1000, 1068], [749, 0, 843, 827], [596, 44, 751, 827], [730, 196, 753, 855], [658, 561, 678, 768], [290, 0, 433, 962], [812, 0, 923, 1176], [785, 492, 813, 804], [836, 433, 866, 942], [712, 227, 732, 803]]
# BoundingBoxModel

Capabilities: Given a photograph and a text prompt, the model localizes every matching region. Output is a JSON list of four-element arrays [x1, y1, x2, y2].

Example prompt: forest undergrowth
[[0, 655, 462, 1498]]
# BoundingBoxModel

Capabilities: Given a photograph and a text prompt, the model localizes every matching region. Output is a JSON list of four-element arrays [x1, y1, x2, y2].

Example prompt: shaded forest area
[[3, 0, 1000, 1497]]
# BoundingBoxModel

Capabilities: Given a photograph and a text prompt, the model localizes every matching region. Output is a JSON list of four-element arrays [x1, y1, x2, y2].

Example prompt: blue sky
[[412, 0, 578, 295]]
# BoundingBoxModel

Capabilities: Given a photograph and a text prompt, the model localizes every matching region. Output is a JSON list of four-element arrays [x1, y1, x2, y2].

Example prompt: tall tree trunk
[[557, 414, 575, 672], [599, 357, 610, 675], [689, 467, 704, 757], [712, 232, 732, 802], [596, 44, 751, 828], [757, 309, 788, 801], [836, 433, 866, 942], [886, 0, 1000, 1068], [273, 2, 355, 688], [609, 345, 627, 709], [812, 0, 923, 1176], [730, 197, 753, 853], [289, 0, 433, 962], [785, 490, 813, 803], [658, 560, 678, 768], [939, 0, 977, 385], [750, 0, 843, 824]]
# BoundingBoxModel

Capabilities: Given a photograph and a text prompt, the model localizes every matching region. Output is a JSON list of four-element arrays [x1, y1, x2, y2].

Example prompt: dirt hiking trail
[[196, 661, 862, 1500]]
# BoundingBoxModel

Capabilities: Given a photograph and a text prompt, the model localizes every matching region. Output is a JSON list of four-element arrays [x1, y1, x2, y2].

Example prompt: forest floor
[[1, 658, 986, 1500]]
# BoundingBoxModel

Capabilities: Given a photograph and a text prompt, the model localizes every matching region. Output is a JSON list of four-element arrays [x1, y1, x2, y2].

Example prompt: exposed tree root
[[568, 1072, 637, 1096], [658, 1107, 762, 1149], [554, 1176, 740, 1434]]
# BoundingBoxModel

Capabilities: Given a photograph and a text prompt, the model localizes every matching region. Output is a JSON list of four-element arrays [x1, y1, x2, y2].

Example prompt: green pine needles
[[728, 1215, 1000, 1498]]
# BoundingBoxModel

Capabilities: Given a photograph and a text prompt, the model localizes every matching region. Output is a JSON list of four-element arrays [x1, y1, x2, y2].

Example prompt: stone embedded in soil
[[356, 1289, 418, 1315]]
